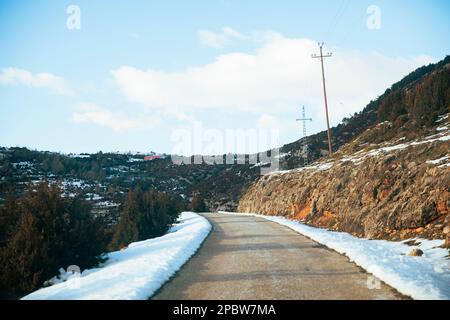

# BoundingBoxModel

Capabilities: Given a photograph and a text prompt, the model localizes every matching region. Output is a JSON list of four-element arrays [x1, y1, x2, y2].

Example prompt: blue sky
[[1, 0, 449, 154]]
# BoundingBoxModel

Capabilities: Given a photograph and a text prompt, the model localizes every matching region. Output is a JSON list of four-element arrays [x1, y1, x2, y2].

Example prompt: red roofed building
[[144, 155, 162, 161]]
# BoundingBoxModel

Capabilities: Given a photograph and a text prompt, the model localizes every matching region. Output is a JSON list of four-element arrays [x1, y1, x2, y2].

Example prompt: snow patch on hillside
[[221, 212, 450, 300], [22, 212, 211, 300], [427, 156, 449, 165], [436, 113, 449, 123], [269, 127, 450, 176]]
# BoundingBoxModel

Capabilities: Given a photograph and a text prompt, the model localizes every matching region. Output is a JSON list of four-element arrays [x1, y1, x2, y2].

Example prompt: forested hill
[[0, 148, 261, 214]]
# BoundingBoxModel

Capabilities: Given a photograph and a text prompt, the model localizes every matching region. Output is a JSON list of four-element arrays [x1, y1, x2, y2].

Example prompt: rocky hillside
[[279, 55, 450, 169], [238, 57, 450, 246]]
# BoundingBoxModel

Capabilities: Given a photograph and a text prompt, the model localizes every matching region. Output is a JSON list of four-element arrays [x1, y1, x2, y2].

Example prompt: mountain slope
[[279, 55, 450, 169], [238, 56, 450, 245]]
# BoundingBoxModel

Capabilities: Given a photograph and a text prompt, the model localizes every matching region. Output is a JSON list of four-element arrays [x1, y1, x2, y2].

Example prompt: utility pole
[[312, 42, 333, 155], [296, 106, 312, 166]]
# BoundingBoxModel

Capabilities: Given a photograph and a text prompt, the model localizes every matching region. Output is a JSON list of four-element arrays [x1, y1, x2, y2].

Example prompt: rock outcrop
[[239, 57, 450, 247], [238, 128, 450, 245]]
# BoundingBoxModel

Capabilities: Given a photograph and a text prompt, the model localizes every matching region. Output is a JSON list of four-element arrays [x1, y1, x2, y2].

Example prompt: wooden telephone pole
[[312, 42, 333, 155]]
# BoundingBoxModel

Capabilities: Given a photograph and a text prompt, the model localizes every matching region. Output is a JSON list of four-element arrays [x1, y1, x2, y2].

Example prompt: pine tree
[[110, 188, 142, 248], [110, 187, 179, 249], [0, 181, 108, 295], [0, 211, 49, 294], [0, 189, 18, 246]]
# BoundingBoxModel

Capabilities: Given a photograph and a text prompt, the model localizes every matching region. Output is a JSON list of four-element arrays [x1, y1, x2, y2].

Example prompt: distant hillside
[[0, 148, 261, 218]]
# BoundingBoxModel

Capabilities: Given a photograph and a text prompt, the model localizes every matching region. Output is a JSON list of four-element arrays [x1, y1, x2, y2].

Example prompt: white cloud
[[0, 67, 74, 96], [72, 103, 160, 132], [112, 32, 435, 126], [257, 114, 281, 130], [198, 26, 247, 48]]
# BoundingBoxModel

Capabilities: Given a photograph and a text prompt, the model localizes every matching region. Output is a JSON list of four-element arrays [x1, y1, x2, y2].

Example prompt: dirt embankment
[[238, 136, 450, 246]]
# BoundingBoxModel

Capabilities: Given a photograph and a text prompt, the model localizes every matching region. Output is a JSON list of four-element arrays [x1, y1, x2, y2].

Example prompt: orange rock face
[[436, 192, 449, 215], [315, 210, 336, 227], [291, 204, 311, 221], [378, 189, 390, 201]]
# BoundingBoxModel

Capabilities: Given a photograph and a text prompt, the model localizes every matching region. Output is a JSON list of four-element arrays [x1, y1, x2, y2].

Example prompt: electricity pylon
[[296, 106, 312, 166]]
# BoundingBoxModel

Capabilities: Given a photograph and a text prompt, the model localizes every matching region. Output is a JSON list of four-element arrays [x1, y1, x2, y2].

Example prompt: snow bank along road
[[153, 213, 404, 300], [23, 212, 211, 300]]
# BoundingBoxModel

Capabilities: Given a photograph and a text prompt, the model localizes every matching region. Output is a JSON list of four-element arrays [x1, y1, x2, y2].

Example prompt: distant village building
[[144, 155, 162, 161]]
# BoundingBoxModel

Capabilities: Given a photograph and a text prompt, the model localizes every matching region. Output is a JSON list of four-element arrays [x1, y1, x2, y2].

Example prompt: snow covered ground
[[269, 126, 450, 176], [221, 212, 450, 300], [22, 212, 211, 300]]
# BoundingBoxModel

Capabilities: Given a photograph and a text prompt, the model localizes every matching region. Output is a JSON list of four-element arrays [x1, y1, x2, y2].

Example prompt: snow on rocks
[[22, 212, 211, 300], [436, 113, 449, 123], [221, 212, 450, 300], [270, 127, 450, 176], [426, 156, 449, 165]]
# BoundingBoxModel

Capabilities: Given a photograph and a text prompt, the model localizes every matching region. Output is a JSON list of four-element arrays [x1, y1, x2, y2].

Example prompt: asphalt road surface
[[153, 213, 404, 300]]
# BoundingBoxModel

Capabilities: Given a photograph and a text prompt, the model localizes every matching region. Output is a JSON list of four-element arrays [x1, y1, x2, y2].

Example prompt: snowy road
[[153, 213, 404, 300]]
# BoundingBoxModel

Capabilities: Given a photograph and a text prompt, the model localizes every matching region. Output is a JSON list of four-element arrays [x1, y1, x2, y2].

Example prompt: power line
[[312, 42, 333, 155], [326, 0, 349, 44], [296, 106, 312, 166]]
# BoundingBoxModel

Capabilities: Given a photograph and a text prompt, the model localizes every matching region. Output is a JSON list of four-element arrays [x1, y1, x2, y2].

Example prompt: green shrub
[[110, 187, 179, 249]]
